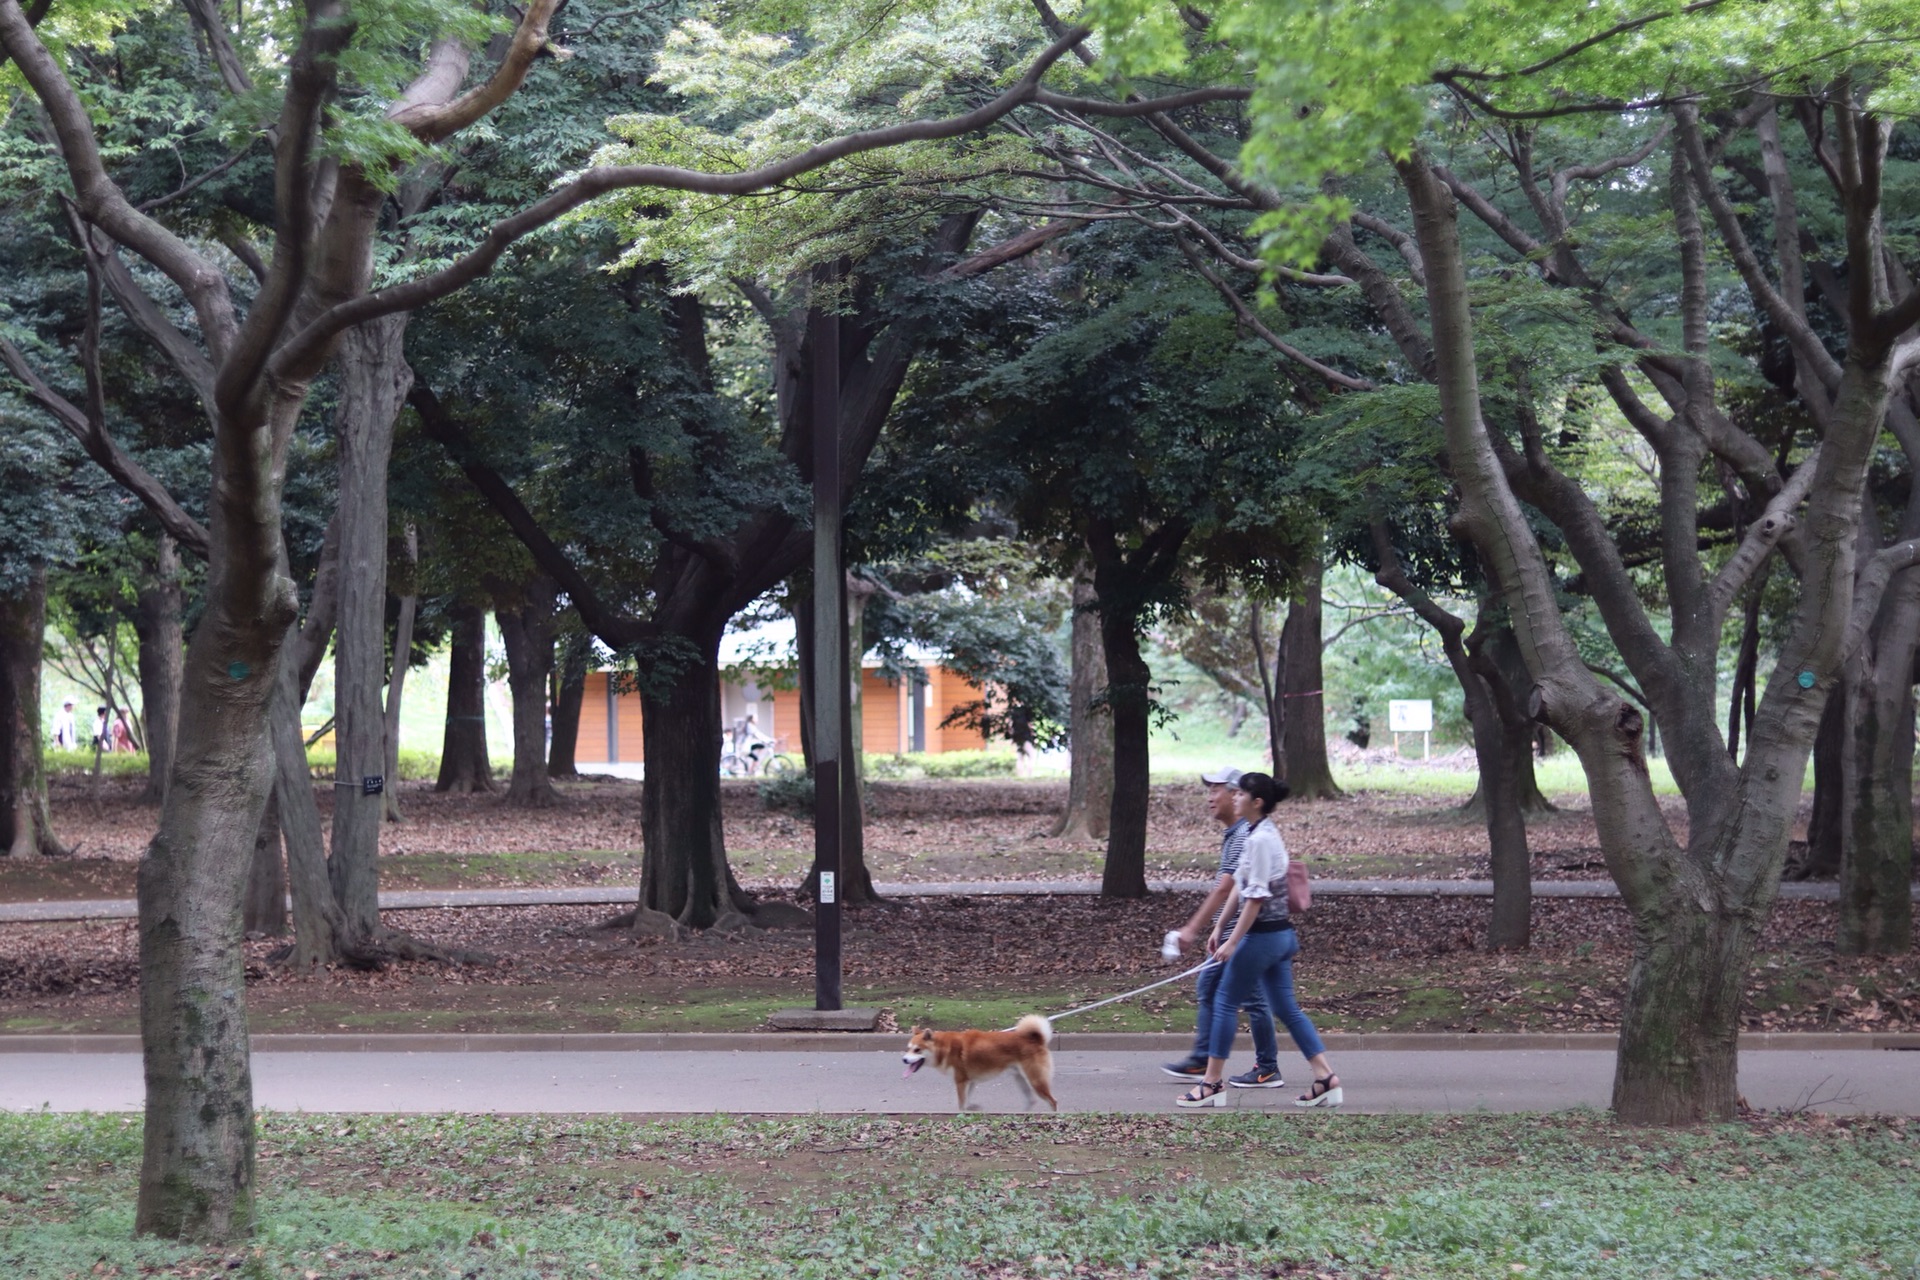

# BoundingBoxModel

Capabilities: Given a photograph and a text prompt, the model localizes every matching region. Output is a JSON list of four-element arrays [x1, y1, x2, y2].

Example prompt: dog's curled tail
[[1014, 1014, 1053, 1044]]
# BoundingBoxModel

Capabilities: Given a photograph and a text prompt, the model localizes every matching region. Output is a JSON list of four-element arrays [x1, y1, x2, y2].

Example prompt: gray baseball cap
[[1200, 766, 1244, 785]]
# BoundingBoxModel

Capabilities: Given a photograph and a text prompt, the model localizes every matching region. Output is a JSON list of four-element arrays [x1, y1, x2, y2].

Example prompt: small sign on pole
[[1387, 699, 1434, 760]]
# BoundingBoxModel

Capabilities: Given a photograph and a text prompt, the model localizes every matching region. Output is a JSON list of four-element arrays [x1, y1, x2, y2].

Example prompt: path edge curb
[[1, 1031, 1913, 1054]]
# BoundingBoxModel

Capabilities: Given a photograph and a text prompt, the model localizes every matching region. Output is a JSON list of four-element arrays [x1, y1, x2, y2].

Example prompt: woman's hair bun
[[1235, 771, 1288, 812]]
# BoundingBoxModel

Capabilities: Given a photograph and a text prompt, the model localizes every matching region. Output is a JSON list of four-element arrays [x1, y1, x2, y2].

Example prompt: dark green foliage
[[756, 773, 815, 813]]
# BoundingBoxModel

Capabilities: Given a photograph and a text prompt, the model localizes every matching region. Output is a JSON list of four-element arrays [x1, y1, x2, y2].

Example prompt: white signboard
[[1388, 700, 1434, 733]]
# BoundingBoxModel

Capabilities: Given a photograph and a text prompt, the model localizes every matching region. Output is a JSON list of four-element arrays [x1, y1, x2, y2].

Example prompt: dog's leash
[[1026, 956, 1221, 1029]]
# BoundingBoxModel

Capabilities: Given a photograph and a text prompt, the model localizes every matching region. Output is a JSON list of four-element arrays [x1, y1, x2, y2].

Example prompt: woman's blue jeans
[[1208, 926, 1326, 1063]]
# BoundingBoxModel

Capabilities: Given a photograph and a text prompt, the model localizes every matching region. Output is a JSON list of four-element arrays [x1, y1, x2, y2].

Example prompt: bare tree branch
[[1032, 85, 1250, 116], [0, 334, 210, 555], [1706, 444, 1820, 627], [409, 380, 650, 648], [390, 0, 562, 144], [178, 0, 254, 96], [0, 0, 241, 361], [1176, 238, 1375, 391], [58, 201, 219, 405], [1436, 0, 1727, 84], [1844, 538, 1920, 662], [1350, 212, 1425, 287], [1672, 102, 1844, 391], [269, 26, 1106, 374], [133, 138, 259, 213], [213, 2, 356, 412], [943, 218, 1081, 278]]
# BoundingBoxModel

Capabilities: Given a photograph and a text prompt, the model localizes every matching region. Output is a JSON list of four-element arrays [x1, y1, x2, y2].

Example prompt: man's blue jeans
[[1190, 955, 1278, 1070]]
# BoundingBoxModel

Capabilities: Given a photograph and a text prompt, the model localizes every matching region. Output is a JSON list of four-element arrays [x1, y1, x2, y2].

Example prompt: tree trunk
[[133, 534, 184, 806], [1611, 898, 1753, 1122], [1800, 690, 1845, 878], [1251, 604, 1284, 776], [134, 499, 301, 1240], [435, 603, 495, 793], [1372, 539, 1531, 950], [547, 630, 588, 779], [497, 573, 560, 807], [242, 787, 286, 937], [1460, 622, 1554, 819], [271, 648, 352, 969], [1836, 564, 1920, 954], [1402, 138, 1917, 1120], [1726, 576, 1764, 765], [795, 574, 882, 905], [839, 572, 873, 899], [635, 640, 750, 932], [1095, 583, 1152, 899], [1279, 562, 1342, 799], [383, 525, 418, 821], [328, 317, 413, 941], [794, 593, 816, 769], [1464, 643, 1533, 950], [1050, 571, 1112, 840], [0, 566, 64, 858]]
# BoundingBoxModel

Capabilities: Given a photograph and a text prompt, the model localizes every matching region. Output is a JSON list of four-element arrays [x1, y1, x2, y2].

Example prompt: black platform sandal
[[1294, 1073, 1343, 1109], [1176, 1078, 1229, 1108]]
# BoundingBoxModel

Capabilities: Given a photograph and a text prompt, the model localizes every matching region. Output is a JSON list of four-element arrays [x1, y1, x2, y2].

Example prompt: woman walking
[[1175, 771, 1341, 1109]]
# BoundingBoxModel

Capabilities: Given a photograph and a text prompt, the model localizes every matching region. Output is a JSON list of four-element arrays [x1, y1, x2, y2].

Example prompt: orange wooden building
[[573, 660, 988, 769]]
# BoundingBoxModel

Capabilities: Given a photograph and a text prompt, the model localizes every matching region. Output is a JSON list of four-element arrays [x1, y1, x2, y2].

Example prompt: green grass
[[3, 1111, 1914, 1279], [44, 749, 150, 779], [301, 746, 442, 781], [1327, 753, 1683, 799], [46, 746, 444, 782]]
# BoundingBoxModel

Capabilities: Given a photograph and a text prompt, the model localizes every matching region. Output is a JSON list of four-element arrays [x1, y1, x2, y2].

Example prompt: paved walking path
[[3, 1044, 1914, 1115], [0, 877, 1879, 923]]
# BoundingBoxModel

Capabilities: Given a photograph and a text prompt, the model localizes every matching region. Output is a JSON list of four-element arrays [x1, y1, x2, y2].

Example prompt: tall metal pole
[[809, 279, 844, 1012]]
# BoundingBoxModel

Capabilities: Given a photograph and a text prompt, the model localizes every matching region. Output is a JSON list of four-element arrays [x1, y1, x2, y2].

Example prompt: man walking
[[51, 699, 78, 750], [1161, 766, 1284, 1087]]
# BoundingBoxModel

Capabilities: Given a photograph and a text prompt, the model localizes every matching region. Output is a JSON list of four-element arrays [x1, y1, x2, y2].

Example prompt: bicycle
[[720, 721, 796, 777]]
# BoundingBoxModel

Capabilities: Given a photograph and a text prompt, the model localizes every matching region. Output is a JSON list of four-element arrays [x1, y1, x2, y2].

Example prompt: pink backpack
[[1287, 856, 1311, 915]]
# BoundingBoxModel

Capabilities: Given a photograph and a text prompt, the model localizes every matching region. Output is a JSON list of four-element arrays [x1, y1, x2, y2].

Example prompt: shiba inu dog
[[901, 1015, 1058, 1113]]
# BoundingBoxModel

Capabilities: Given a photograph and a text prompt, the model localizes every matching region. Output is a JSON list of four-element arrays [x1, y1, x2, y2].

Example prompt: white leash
[[1034, 956, 1221, 1028]]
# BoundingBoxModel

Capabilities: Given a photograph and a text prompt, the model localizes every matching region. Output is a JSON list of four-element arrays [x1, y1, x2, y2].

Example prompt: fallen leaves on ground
[[2, 892, 1912, 1034]]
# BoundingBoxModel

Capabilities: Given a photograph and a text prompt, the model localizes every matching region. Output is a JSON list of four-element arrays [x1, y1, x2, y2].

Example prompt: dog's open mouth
[[902, 1055, 925, 1078]]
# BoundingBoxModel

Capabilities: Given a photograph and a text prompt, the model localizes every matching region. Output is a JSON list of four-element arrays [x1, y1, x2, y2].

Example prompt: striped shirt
[[1213, 819, 1249, 935]]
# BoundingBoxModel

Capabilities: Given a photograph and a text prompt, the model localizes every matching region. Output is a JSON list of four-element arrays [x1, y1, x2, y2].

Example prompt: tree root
[[371, 924, 494, 966], [709, 909, 760, 937], [627, 906, 686, 941], [268, 924, 494, 972], [501, 782, 566, 809]]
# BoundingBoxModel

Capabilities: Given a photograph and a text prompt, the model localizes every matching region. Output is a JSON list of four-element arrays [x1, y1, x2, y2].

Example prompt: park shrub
[[757, 774, 815, 813], [912, 750, 1018, 779]]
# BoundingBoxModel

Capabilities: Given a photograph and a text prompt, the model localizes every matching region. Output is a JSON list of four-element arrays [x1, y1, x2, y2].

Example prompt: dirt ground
[[3, 888, 1913, 1038], [9, 772, 1707, 903], [5, 773, 1911, 1040]]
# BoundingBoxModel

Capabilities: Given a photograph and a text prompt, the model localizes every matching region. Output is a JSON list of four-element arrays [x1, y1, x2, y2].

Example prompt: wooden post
[[810, 279, 843, 1013]]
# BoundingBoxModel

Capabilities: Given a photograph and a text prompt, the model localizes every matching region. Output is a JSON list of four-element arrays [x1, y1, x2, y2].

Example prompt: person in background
[[92, 706, 110, 750], [110, 711, 136, 753], [51, 699, 79, 750], [1161, 766, 1285, 1088], [1175, 771, 1341, 1109]]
